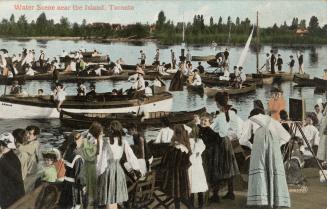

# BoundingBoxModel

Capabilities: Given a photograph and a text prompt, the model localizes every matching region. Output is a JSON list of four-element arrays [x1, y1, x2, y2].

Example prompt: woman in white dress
[[97, 120, 142, 209]]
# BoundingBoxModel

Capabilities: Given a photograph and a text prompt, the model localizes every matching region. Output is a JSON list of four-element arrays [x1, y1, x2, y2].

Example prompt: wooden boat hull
[[0, 92, 173, 119], [293, 75, 315, 87], [186, 84, 204, 94], [120, 64, 154, 70], [60, 107, 206, 128], [191, 55, 216, 61], [0, 71, 174, 85], [313, 77, 327, 90], [252, 72, 309, 82], [59, 55, 108, 63], [204, 83, 256, 97]]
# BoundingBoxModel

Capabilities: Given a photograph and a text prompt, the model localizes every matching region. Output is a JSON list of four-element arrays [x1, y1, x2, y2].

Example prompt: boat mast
[[227, 22, 231, 45], [256, 11, 259, 74], [182, 13, 185, 43]]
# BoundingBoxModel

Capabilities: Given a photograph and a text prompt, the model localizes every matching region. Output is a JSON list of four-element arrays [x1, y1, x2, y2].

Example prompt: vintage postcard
[[0, 0, 326, 209]]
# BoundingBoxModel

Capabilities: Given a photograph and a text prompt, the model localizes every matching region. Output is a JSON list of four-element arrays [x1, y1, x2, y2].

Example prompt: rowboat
[[204, 83, 256, 97], [313, 77, 327, 90], [0, 92, 173, 119], [293, 75, 315, 87], [60, 107, 206, 128], [207, 59, 225, 68], [186, 84, 204, 94], [59, 55, 109, 63], [191, 55, 216, 61], [120, 64, 154, 70], [250, 74, 273, 85], [0, 71, 174, 85], [253, 72, 309, 82]]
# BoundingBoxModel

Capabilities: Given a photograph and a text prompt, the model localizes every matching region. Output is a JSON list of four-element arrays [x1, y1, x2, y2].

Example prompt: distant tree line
[[0, 12, 326, 44]]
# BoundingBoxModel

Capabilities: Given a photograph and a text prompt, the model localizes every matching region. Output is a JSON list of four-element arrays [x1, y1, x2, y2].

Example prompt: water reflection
[[309, 47, 318, 66]]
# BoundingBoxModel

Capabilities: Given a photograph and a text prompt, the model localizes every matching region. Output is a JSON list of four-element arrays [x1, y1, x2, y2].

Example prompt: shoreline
[[0, 36, 325, 48]]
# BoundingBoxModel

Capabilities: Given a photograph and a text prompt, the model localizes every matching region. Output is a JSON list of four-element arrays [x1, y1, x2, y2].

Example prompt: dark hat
[[193, 69, 199, 72], [271, 87, 283, 93], [324, 69, 327, 72], [278, 54, 281, 56], [238, 66, 243, 70], [289, 55, 293, 58]]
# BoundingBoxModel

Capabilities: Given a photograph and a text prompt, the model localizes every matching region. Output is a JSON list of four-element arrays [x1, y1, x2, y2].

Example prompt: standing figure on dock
[[288, 55, 295, 73], [154, 49, 160, 66], [139, 50, 146, 69], [297, 51, 304, 74], [202, 93, 241, 203], [265, 53, 270, 72], [171, 49, 177, 69], [276, 54, 283, 72], [59, 132, 85, 209], [186, 49, 191, 62], [237, 66, 246, 88], [270, 50, 276, 74], [169, 62, 186, 91], [224, 48, 229, 64], [197, 62, 204, 74], [39, 49, 46, 68], [268, 87, 285, 121], [159, 124, 194, 209], [97, 121, 142, 209], [53, 83, 67, 111], [241, 111, 291, 208], [0, 133, 25, 209]]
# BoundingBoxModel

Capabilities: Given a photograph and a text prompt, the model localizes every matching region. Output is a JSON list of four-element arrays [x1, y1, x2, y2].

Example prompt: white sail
[[237, 27, 254, 67]]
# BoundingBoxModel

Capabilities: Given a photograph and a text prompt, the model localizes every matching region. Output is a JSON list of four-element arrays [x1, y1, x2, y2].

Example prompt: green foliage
[[0, 13, 326, 45]]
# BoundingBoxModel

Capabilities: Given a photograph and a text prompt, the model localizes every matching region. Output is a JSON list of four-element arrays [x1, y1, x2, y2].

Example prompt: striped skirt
[[97, 160, 128, 205]]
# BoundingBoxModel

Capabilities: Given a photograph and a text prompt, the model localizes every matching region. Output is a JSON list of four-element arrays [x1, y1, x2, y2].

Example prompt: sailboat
[[181, 16, 186, 48]]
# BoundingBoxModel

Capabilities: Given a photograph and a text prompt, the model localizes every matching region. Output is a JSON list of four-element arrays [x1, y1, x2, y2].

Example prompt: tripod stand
[[285, 121, 327, 182]]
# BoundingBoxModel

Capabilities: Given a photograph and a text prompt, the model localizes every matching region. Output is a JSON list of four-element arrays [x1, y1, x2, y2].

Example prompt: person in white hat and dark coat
[[0, 132, 25, 209]]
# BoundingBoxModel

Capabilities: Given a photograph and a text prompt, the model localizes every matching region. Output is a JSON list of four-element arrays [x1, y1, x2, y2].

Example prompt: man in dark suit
[[270, 50, 276, 74]]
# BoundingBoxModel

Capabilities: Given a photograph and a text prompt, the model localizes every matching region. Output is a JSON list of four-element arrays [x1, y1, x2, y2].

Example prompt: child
[[159, 124, 194, 209], [188, 124, 208, 209], [41, 150, 58, 183]]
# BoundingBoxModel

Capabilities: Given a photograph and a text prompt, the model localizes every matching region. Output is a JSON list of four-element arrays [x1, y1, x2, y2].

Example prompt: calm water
[[0, 38, 326, 145]]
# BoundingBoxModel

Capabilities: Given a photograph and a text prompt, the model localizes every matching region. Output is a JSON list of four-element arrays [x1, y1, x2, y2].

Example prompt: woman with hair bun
[[207, 92, 242, 202]]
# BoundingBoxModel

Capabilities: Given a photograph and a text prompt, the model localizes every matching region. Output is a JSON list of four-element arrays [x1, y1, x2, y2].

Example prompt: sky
[[0, 0, 326, 27]]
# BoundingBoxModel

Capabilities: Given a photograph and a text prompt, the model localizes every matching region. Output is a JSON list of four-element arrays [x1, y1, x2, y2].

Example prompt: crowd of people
[[1, 89, 326, 209], [262, 50, 304, 74]]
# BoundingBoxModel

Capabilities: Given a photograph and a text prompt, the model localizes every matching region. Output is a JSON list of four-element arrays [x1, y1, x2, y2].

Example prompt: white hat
[[0, 132, 16, 149]]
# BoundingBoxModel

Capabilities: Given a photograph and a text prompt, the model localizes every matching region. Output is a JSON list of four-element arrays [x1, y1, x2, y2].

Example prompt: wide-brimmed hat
[[42, 148, 61, 160], [0, 132, 16, 149], [136, 67, 145, 75]]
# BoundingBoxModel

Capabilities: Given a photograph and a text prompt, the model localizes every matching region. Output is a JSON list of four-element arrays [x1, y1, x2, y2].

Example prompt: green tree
[[156, 11, 166, 31], [308, 16, 319, 33]]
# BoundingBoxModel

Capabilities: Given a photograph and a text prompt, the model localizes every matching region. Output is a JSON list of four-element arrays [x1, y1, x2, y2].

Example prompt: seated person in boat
[[37, 89, 44, 96], [236, 66, 246, 88], [144, 81, 153, 97], [158, 62, 169, 75], [296, 115, 320, 156], [92, 49, 99, 57], [86, 83, 97, 100], [191, 69, 202, 86], [197, 62, 205, 74], [25, 63, 36, 76], [113, 59, 123, 74], [10, 80, 22, 95], [77, 82, 87, 96], [53, 83, 67, 111], [94, 64, 108, 76], [130, 67, 145, 96], [219, 67, 230, 81], [154, 117, 174, 144]]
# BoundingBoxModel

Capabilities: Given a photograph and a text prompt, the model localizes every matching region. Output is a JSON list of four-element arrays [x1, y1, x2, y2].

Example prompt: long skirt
[[97, 160, 128, 205], [203, 137, 239, 186]]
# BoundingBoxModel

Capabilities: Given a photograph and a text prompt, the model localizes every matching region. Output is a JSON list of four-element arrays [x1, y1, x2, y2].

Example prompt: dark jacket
[[0, 150, 25, 209]]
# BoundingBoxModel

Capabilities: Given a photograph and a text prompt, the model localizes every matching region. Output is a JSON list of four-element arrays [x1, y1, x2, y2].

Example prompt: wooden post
[[256, 11, 259, 74]]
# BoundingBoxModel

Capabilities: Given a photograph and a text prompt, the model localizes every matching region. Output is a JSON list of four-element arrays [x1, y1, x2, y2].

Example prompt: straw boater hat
[[0, 132, 16, 149], [136, 67, 145, 75]]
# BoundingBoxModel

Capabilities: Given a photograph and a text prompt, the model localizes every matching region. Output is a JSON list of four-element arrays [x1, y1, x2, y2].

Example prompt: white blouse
[[239, 114, 290, 149], [154, 127, 174, 144], [211, 110, 243, 140]]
